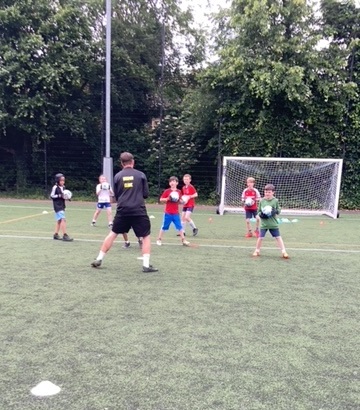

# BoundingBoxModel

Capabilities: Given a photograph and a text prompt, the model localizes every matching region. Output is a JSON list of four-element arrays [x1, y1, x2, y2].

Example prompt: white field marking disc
[[31, 381, 61, 397]]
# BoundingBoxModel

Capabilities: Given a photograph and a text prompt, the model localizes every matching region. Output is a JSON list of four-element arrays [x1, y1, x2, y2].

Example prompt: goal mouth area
[[220, 207, 336, 219]]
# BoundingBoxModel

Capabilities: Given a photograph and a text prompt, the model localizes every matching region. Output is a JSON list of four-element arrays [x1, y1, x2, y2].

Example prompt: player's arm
[[255, 189, 261, 202], [96, 184, 101, 196], [159, 191, 169, 203], [142, 174, 149, 199], [241, 189, 246, 202], [50, 186, 63, 199]]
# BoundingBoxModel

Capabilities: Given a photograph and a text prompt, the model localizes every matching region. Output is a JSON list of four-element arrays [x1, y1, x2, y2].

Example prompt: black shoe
[[122, 241, 130, 249], [193, 228, 198, 237], [91, 259, 102, 268], [142, 265, 158, 273], [53, 233, 62, 240], [63, 233, 74, 242]]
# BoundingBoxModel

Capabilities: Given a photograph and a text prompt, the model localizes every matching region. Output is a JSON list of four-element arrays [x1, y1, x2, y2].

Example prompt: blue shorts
[[182, 206, 194, 213], [260, 228, 280, 238], [161, 213, 182, 231], [97, 202, 111, 209], [55, 211, 65, 221], [245, 210, 257, 219]]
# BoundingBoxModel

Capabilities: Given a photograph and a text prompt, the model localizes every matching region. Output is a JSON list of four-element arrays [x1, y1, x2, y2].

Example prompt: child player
[[91, 175, 114, 228], [181, 174, 199, 236], [241, 177, 261, 238], [253, 184, 289, 259], [50, 173, 73, 241], [157, 176, 190, 246]]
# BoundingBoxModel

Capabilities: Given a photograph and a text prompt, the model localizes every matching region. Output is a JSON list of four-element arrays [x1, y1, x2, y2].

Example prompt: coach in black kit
[[91, 152, 158, 273]]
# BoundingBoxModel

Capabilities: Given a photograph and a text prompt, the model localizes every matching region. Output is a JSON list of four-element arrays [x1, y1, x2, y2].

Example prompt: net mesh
[[220, 158, 342, 218]]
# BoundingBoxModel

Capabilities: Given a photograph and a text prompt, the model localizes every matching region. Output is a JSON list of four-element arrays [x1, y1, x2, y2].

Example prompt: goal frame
[[219, 157, 343, 219]]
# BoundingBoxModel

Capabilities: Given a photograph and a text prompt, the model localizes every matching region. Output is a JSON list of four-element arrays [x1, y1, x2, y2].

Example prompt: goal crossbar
[[219, 157, 343, 219]]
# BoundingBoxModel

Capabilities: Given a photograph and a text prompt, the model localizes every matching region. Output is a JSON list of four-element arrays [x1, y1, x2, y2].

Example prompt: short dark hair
[[120, 152, 134, 165], [264, 184, 275, 191], [169, 176, 178, 182]]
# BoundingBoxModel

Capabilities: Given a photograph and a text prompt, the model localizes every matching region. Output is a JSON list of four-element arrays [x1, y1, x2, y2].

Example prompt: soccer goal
[[219, 157, 343, 219]]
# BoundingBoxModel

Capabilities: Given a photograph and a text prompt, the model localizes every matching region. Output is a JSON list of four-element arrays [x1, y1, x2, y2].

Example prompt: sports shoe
[[53, 233, 62, 240], [138, 238, 143, 249], [282, 252, 289, 259], [156, 240, 162, 246], [91, 221, 96, 226], [245, 232, 253, 238], [252, 250, 260, 257], [254, 230, 260, 238], [182, 240, 190, 246], [91, 259, 102, 268], [142, 265, 159, 273], [193, 228, 198, 236], [62, 233, 73, 242], [108, 223, 113, 229], [123, 241, 130, 249]]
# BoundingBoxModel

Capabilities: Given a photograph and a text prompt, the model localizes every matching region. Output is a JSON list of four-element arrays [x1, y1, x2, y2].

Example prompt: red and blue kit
[[241, 187, 261, 211], [161, 188, 182, 214], [182, 184, 197, 207]]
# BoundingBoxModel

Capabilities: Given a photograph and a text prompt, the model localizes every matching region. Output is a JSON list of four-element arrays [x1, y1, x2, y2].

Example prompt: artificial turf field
[[0, 199, 359, 410]]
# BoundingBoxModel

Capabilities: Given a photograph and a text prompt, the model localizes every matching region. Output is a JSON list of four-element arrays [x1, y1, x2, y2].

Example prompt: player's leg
[[185, 207, 198, 236], [57, 211, 73, 241], [92, 204, 102, 226], [253, 212, 260, 237], [181, 209, 187, 233], [91, 212, 126, 267], [157, 213, 170, 245], [271, 229, 289, 258], [174, 214, 190, 246], [122, 232, 130, 248], [253, 229, 266, 256], [132, 215, 158, 272], [53, 214, 62, 239], [245, 210, 252, 237], [105, 204, 113, 228]]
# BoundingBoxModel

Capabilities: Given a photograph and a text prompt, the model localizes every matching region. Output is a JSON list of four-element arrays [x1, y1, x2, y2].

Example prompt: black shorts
[[112, 213, 151, 238]]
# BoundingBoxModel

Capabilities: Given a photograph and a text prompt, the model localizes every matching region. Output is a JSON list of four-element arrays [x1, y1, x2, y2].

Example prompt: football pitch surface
[[0, 199, 359, 410]]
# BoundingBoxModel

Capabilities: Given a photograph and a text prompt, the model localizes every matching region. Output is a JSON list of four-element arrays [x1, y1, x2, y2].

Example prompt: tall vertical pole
[[157, 19, 165, 199], [103, 0, 113, 185]]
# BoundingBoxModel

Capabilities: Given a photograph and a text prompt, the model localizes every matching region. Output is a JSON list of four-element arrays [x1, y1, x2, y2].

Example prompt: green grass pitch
[[0, 199, 359, 410]]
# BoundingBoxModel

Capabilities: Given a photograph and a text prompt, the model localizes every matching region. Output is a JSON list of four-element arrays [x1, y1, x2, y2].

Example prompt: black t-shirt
[[113, 167, 149, 216]]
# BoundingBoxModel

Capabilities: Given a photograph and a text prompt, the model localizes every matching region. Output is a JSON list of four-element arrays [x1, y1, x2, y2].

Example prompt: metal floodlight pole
[[103, 0, 113, 186], [157, 18, 165, 199]]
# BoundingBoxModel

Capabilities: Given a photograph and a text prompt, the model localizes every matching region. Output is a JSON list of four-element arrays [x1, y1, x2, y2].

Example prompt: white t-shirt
[[96, 183, 113, 203]]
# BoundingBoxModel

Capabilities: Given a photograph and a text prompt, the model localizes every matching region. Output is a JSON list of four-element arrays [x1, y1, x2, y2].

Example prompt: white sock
[[143, 254, 150, 268], [97, 251, 106, 261], [189, 221, 196, 229]]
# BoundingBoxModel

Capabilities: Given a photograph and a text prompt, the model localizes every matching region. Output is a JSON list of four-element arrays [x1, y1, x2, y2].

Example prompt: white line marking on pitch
[[0, 234, 360, 254]]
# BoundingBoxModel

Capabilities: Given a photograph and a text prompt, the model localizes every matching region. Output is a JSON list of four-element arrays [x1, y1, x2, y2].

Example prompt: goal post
[[219, 157, 343, 219]]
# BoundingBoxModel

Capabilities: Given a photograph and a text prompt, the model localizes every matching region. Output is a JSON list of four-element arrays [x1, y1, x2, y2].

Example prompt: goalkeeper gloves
[[271, 207, 279, 217], [259, 212, 269, 219]]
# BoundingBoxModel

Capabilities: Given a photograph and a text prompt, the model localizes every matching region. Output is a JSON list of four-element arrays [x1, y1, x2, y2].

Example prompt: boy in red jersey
[[181, 174, 199, 236], [157, 176, 190, 246], [241, 177, 261, 238]]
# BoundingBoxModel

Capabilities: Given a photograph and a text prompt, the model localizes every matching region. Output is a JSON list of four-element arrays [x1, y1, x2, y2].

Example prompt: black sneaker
[[91, 222, 96, 227], [53, 233, 62, 240], [142, 265, 158, 273], [62, 233, 74, 242], [91, 259, 102, 268], [123, 241, 130, 249], [193, 228, 199, 236], [108, 223, 113, 229]]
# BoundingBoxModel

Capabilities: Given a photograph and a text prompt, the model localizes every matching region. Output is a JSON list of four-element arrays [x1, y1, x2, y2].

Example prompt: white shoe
[[156, 240, 162, 246], [182, 240, 190, 246]]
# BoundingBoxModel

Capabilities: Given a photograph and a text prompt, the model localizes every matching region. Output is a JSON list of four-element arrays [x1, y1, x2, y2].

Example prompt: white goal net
[[219, 157, 343, 219]]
